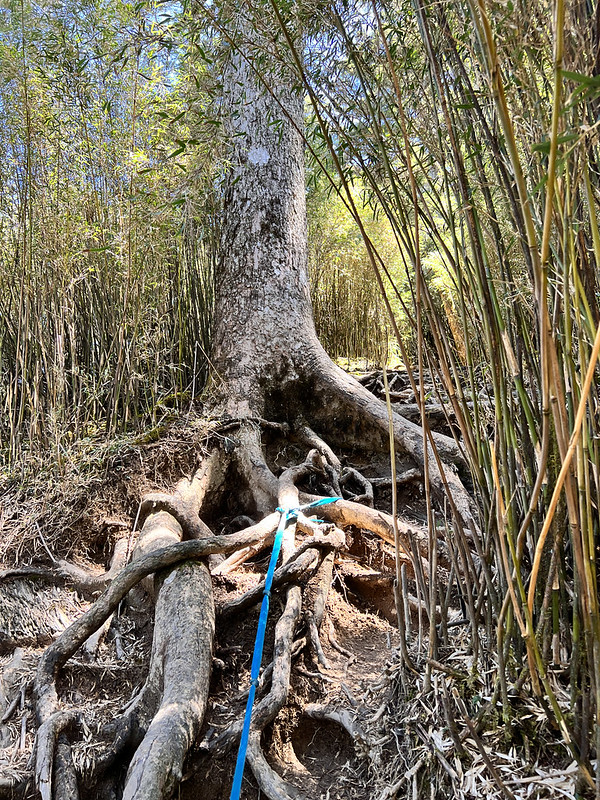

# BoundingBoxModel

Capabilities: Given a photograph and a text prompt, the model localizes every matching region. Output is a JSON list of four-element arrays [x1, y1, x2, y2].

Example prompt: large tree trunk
[[212, 25, 474, 528], [213, 34, 320, 419]]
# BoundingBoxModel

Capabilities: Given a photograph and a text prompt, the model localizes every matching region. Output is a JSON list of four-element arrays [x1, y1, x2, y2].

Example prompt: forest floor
[[0, 369, 581, 799]]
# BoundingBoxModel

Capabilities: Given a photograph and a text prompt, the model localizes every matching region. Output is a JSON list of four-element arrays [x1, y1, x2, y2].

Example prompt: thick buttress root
[[305, 350, 479, 539], [26, 371, 475, 800], [121, 560, 214, 800]]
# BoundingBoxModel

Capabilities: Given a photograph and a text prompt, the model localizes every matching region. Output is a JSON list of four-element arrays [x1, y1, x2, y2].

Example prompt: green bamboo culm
[[266, 0, 600, 787]]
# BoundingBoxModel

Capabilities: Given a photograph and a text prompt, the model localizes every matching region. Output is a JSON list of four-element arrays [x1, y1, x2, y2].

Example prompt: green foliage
[[267, 0, 600, 781], [0, 0, 217, 462], [307, 172, 394, 364]]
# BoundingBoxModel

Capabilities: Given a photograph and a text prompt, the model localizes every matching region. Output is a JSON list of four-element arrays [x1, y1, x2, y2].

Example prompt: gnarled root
[[218, 533, 342, 622], [33, 454, 235, 800], [307, 350, 478, 537], [203, 456, 343, 799], [31, 471, 346, 799], [25, 359, 479, 800], [34, 710, 81, 800], [121, 560, 214, 800], [117, 488, 213, 799], [247, 731, 308, 800], [56, 537, 131, 598], [304, 551, 335, 669]]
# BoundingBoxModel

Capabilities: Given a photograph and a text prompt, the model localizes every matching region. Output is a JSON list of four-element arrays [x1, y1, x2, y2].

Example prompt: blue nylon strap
[[229, 508, 288, 800], [230, 681, 257, 799], [229, 497, 337, 800]]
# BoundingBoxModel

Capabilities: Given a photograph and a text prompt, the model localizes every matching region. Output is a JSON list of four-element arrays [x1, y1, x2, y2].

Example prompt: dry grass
[[0, 407, 212, 566]]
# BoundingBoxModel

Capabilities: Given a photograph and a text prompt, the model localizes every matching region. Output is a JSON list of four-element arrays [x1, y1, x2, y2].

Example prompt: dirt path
[[182, 575, 401, 800]]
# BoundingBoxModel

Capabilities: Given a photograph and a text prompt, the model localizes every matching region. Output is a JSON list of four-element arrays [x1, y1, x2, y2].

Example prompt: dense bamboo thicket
[[261, 0, 600, 787], [0, 0, 217, 463]]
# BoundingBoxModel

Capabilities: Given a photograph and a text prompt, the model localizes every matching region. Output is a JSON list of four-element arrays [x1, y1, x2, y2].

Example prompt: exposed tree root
[[326, 617, 353, 661], [229, 422, 280, 516], [340, 466, 374, 507], [121, 486, 212, 796], [16, 358, 482, 800], [32, 515, 278, 798], [293, 424, 342, 496], [29, 465, 346, 799], [311, 496, 425, 557], [204, 578, 303, 758], [196, 454, 344, 799], [56, 537, 130, 598], [247, 731, 307, 800], [370, 468, 421, 488], [304, 551, 335, 669], [120, 561, 214, 800], [34, 532, 277, 684], [304, 703, 371, 755], [34, 710, 80, 800], [218, 534, 343, 621], [311, 351, 465, 467], [305, 350, 478, 536], [294, 424, 341, 473], [225, 464, 319, 798], [211, 512, 281, 575], [210, 510, 341, 576]]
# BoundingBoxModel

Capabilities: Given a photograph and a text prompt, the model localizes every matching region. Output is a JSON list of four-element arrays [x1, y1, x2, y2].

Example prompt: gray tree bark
[[213, 25, 325, 418], [211, 21, 473, 528]]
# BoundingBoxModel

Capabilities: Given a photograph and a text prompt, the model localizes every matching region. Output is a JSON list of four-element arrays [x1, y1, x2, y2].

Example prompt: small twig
[[305, 610, 330, 668], [35, 521, 57, 564], [427, 658, 469, 681], [340, 682, 358, 707], [295, 666, 337, 683], [19, 712, 27, 751], [452, 688, 517, 800], [327, 618, 352, 660], [1, 693, 21, 724]]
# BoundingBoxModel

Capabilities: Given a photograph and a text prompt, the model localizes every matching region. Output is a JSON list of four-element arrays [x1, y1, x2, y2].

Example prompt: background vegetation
[[0, 0, 216, 463]]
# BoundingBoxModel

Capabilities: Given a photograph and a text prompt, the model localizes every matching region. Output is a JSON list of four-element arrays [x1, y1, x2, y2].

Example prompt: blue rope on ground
[[229, 497, 338, 800]]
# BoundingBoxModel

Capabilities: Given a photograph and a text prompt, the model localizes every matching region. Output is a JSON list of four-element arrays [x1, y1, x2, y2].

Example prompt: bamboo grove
[[269, 0, 600, 787], [0, 0, 217, 462]]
